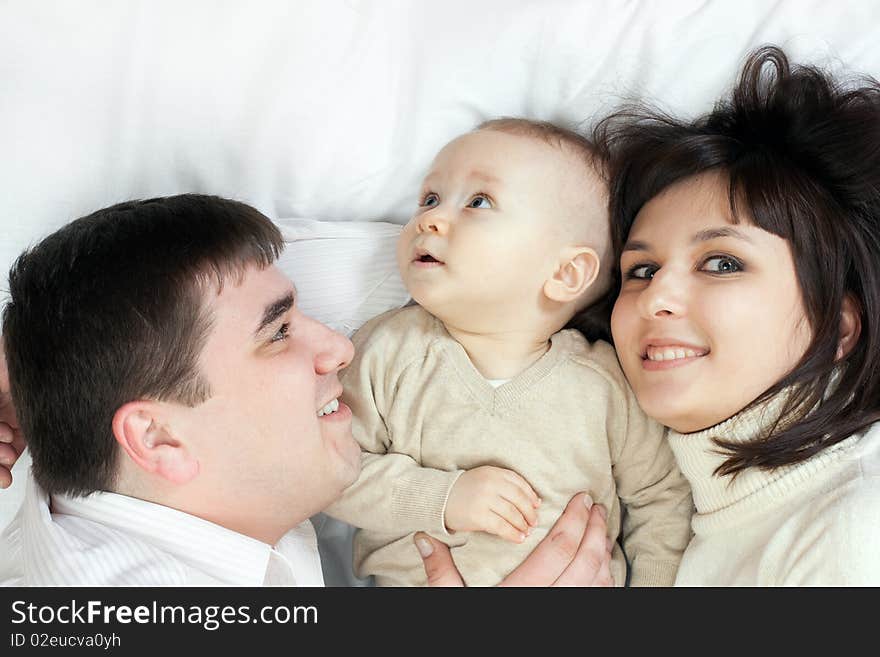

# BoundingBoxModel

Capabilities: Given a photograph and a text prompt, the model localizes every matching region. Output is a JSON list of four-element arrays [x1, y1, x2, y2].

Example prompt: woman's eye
[[702, 255, 743, 274], [625, 263, 658, 280], [420, 193, 439, 208], [467, 194, 492, 209], [271, 323, 290, 343]]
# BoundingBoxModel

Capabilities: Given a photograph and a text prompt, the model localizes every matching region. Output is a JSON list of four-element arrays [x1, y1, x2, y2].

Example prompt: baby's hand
[[444, 466, 541, 542]]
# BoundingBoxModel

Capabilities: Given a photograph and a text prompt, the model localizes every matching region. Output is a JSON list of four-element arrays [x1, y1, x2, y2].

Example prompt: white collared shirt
[[0, 473, 324, 586]]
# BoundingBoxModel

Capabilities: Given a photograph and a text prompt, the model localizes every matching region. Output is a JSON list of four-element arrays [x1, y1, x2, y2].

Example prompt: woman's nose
[[636, 268, 687, 319]]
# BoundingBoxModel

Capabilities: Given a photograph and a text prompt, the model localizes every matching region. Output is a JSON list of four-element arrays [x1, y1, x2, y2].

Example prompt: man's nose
[[636, 268, 687, 319], [311, 319, 355, 374]]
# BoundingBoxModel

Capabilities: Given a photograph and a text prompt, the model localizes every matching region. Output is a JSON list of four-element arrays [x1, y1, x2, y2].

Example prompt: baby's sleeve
[[323, 311, 462, 536], [609, 376, 694, 587]]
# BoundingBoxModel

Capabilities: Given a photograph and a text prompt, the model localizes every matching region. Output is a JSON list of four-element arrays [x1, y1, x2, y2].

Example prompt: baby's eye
[[701, 255, 743, 274], [467, 194, 492, 209], [271, 323, 291, 343], [625, 263, 658, 280], [420, 193, 439, 208]]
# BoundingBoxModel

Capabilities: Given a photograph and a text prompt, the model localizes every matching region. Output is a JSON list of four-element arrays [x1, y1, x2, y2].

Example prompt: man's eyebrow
[[255, 290, 296, 337]]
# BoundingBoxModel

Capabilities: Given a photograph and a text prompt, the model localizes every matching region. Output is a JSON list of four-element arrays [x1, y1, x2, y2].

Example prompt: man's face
[[174, 264, 361, 542], [396, 130, 582, 332]]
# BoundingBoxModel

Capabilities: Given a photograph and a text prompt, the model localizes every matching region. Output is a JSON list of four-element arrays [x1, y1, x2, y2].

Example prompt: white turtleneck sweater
[[668, 394, 880, 586]]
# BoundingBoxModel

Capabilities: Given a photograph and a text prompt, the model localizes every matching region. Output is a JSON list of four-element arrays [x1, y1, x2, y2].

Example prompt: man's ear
[[836, 293, 862, 361], [543, 246, 601, 304], [111, 401, 199, 485]]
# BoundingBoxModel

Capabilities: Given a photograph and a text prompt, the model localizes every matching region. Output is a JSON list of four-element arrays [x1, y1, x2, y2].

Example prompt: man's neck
[[112, 480, 294, 548], [443, 323, 553, 379]]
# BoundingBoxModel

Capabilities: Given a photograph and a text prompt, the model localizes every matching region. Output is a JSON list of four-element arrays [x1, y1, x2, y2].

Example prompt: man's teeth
[[317, 399, 340, 417], [645, 346, 705, 362]]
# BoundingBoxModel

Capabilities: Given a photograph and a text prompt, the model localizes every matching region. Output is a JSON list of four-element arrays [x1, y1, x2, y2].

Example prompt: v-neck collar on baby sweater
[[667, 392, 864, 533], [432, 315, 580, 413]]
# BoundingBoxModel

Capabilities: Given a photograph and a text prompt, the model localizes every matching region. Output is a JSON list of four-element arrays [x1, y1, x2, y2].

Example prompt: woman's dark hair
[[2, 194, 283, 495], [594, 45, 880, 475]]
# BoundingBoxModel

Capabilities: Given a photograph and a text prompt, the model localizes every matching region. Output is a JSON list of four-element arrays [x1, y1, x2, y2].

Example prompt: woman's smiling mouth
[[640, 342, 709, 370]]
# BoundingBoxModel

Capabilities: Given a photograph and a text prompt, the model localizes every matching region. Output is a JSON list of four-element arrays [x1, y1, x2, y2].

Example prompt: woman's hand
[[415, 492, 614, 586]]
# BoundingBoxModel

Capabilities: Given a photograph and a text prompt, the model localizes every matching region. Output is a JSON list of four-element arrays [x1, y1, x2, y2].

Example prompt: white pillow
[[275, 219, 408, 337], [2, 0, 879, 289]]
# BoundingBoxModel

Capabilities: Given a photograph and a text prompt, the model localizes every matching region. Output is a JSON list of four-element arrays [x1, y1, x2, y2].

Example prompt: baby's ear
[[543, 246, 601, 304], [112, 401, 200, 485]]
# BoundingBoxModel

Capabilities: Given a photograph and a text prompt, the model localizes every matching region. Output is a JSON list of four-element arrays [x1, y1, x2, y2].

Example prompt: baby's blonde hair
[[476, 117, 603, 173]]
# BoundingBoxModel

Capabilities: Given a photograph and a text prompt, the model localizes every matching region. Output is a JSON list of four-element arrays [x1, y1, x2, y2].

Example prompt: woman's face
[[611, 172, 813, 433]]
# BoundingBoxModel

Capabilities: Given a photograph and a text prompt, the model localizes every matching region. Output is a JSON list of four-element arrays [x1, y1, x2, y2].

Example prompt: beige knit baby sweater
[[669, 393, 880, 585], [325, 306, 693, 586]]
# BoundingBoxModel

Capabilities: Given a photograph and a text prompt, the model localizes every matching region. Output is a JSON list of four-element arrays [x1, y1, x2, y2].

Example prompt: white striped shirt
[[0, 474, 324, 586]]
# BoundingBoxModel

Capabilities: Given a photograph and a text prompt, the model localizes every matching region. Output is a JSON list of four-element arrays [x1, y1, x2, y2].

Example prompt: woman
[[598, 45, 880, 584]]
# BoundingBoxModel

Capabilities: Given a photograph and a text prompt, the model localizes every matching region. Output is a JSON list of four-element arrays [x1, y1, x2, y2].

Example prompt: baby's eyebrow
[[421, 170, 502, 188], [467, 170, 501, 185]]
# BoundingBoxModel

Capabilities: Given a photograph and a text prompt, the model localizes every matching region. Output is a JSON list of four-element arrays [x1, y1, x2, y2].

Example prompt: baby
[[326, 118, 693, 586]]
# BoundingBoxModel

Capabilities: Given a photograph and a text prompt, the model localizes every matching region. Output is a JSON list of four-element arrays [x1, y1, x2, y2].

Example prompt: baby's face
[[397, 130, 601, 330]]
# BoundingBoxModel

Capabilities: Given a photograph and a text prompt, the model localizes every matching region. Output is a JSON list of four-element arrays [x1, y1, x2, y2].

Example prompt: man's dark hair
[[3, 194, 283, 495], [594, 45, 880, 475]]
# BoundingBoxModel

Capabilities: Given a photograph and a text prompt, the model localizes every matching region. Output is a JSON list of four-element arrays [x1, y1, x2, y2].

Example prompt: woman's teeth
[[645, 346, 706, 362], [318, 399, 340, 416]]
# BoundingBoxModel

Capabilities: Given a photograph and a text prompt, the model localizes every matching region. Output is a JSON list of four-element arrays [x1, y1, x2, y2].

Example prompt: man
[[0, 194, 611, 586]]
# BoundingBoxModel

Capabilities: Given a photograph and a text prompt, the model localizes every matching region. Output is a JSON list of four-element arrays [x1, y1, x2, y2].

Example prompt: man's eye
[[625, 263, 658, 280], [701, 255, 743, 274], [467, 194, 492, 209], [271, 323, 290, 343], [420, 193, 439, 207]]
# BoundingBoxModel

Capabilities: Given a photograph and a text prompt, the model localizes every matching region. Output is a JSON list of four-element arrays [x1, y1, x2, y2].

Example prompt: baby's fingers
[[500, 482, 539, 527], [487, 509, 529, 543], [490, 497, 531, 536], [503, 470, 541, 509]]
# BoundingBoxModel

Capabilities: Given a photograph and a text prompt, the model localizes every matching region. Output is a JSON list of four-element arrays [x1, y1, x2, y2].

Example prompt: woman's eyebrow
[[692, 227, 755, 244], [622, 227, 757, 253]]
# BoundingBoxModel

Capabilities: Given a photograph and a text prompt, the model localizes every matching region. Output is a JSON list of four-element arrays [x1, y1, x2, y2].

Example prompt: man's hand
[[0, 336, 25, 489], [417, 492, 614, 587], [444, 465, 541, 543]]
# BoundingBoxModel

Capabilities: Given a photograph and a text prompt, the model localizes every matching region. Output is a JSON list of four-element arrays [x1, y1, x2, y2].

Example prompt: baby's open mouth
[[413, 248, 444, 264]]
